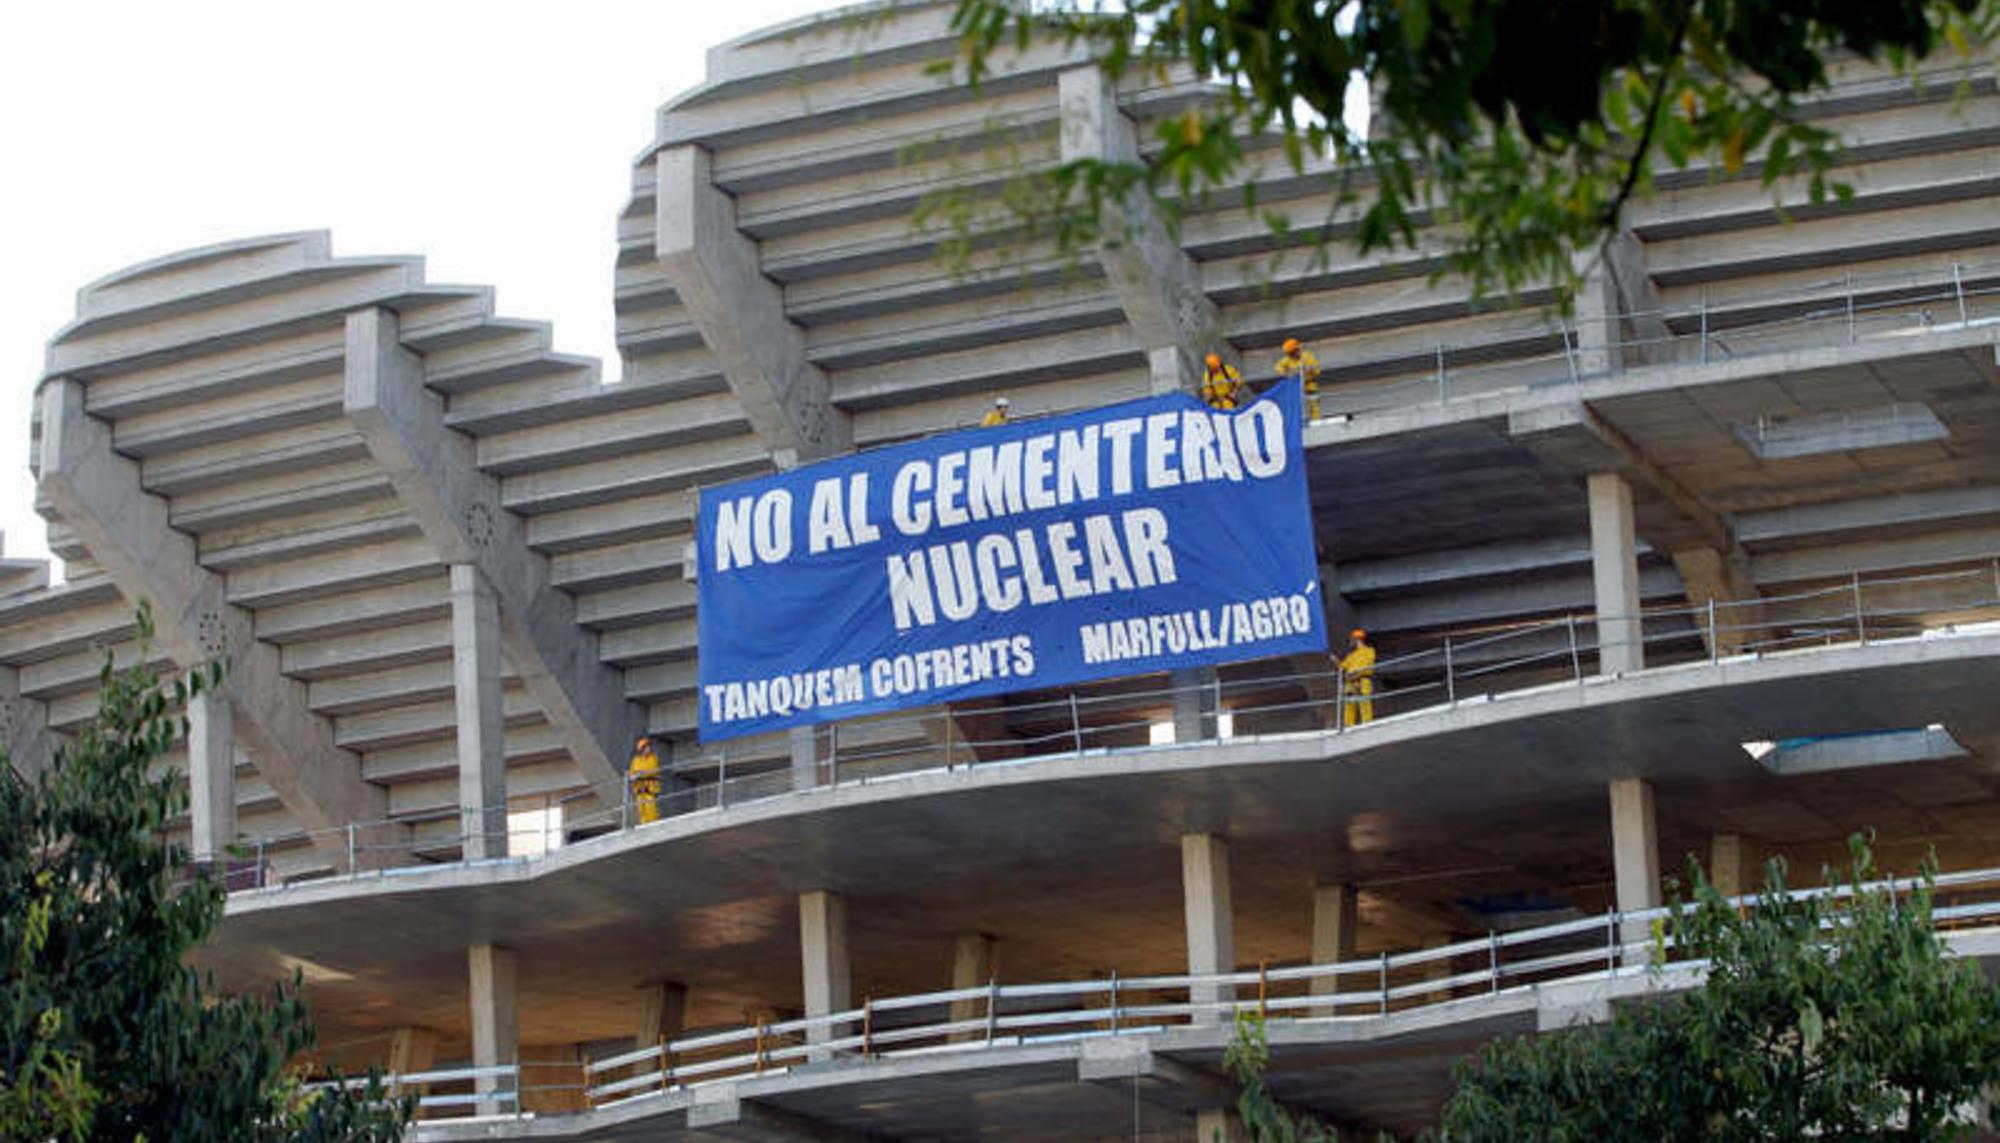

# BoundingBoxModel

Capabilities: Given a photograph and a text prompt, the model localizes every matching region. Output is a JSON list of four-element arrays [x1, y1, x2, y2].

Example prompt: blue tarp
[[695, 379, 1327, 741]]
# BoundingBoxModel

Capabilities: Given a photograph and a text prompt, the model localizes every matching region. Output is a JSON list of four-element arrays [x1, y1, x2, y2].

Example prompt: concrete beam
[[687, 1086, 885, 1142], [655, 144, 851, 466], [1181, 833, 1235, 1023], [1061, 66, 1227, 389], [344, 308, 640, 807], [0, 666, 55, 779], [1077, 1038, 1237, 1109], [1510, 400, 1737, 557], [450, 565, 507, 860], [1671, 547, 1763, 656], [468, 943, 518, 1115], [37, 377, 389, 855], [1572, 229, 1670, 372]]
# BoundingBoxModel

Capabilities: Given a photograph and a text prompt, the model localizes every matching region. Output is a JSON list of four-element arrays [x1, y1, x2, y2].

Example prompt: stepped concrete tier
[[14, 1, 2000, 1136]]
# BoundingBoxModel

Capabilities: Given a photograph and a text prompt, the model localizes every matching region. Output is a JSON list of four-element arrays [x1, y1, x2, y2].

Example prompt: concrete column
[[1710, 833, 1752, 900], [1181, 834, 1235, 1022], [1309, 883, 1358, 1013], [468, 944, 519, 1115], [948, 932, 997, 1041], [1588, 473, 1644, 674], [636, 981, 688, 1052], [799, 890, 851, 1059], [1170, 668, 1219, 742], [789, 725, 824, 790], [1147, 346, 1185, 396], [1608, 778, 1661, 955], [1195, 1107, 1246, 1142], [451, 565, 508, 860], [187, 688, 235, 862]]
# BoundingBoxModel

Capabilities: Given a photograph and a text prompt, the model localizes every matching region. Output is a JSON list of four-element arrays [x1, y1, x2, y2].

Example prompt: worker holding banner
[[1338, 628, 1375, 726], [1274, 337, 1321, 421], [1200, 353, 1243, 410]]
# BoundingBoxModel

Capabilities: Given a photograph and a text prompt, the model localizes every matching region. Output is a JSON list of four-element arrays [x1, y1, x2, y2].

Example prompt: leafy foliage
[[936, 0, 1997, 301], [0, 605, 409, 1142], [1440, 838, 2000, 1140]]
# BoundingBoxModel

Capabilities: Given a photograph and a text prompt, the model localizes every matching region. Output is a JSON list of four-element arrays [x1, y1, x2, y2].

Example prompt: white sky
[[0, 0, 838, 570]]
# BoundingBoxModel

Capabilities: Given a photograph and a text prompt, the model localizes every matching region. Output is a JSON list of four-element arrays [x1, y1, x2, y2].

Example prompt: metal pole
[[1562, 323, 1580, 385], [1699, 291, 1709, 364], [346, 823, 357, 873], [1068, 693, 1083, 753], [1954, 262, 1968, 326], [1109, 971, 1120, 1033], [827, 723, 838, 785], [1708, 597, 1719, 664], [1378, 952, 1389, 1016], [1435, 343, 1446, 405], [1566, 613, 1582, 681], [718, 745, 728, 809], [1853, 571, 1866, 645], [256, 839, 267, 889], [1846, 272, 1856, 343], [1607, 910, 1620, 973], [1210, 674, 1223, 740], [986, 978, 999, 1045], [943, 712, 954, 770], [1336, 663, 1352, 735], [1488, 932, 1500, 994], [1442, 636, 1456, 704]]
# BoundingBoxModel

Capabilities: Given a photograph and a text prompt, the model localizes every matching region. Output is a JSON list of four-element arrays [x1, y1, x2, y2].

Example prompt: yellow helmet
[[1283, 337, 1301, 354]]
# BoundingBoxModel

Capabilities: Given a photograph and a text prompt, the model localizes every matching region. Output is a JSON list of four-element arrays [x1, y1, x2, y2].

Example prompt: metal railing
[[229, 559, 2000, 884], [564, 866, 2000, 1111]]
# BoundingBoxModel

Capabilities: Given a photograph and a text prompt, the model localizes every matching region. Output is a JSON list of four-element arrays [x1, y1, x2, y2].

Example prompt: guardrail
[[228, 558, 2000, 883], [567, 866, 2000, 1111]]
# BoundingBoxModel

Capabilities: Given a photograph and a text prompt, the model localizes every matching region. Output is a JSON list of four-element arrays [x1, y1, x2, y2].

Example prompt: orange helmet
[[1204, 352, 1221, 368], [1350, 628, 1367, 641], [1283, 337, 1301, 354]]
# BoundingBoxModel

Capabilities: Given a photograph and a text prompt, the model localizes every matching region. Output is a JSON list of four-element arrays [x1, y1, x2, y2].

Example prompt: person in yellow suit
[[1273, 337, 1321, 421], [980, 396, 1011, 427], [1200, 353, 1243, 410], [1337, 628, 1376, 726], [627, 736, 662, 824]]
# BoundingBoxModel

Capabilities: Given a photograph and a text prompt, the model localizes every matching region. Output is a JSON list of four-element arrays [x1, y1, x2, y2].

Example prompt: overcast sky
[[0, 0, 839, 571]]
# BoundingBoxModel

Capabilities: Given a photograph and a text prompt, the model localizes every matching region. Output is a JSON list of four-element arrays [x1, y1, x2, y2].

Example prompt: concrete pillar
[[1710, 834, 1752, 900], [789, 725, 824, 790], [636, 981, 688, 1052], [1147, 346, 1185, 396], [1671, 547, 1761, 656], [1195, 1107, 1246, 1142], [451, 565, 508, 860], [1170, 668, 1219, 742], [1608, 779, 1661, 955], [799, 890, 851, 1059], [1309, 883, 1359, 1013], [948, 932, 997, 1041], [1588, 473, 1644, 675], [1181, 834, 1235, 1022], [187, 688, 235, 862], [468, 944, 519, 1115]]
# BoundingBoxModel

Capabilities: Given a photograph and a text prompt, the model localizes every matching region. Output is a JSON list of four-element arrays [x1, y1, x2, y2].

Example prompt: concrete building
[[11, 2, 2000, 1137]]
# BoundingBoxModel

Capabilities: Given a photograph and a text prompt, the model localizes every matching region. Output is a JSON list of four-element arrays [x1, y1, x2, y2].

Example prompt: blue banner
[[696, 378, 1326, 741]]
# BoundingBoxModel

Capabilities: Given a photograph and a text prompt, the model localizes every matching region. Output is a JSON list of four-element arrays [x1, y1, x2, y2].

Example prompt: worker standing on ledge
[[1200, 353, 1243, 410], [1337, 628, 1376, 726], [627, 735, 662, 824], [980, 396, 1011, 427], [1274, 337, 1321, 421]]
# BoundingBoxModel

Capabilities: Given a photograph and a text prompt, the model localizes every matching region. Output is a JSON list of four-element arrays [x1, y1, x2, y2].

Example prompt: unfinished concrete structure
[[12, 2, 2000, 1137]]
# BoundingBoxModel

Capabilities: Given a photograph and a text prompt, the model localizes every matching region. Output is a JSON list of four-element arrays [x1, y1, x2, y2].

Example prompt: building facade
[[11, 2, 2000, 1137]]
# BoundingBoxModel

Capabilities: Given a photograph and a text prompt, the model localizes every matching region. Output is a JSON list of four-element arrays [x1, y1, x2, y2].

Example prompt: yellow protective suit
[[1200, 362, 1244, 410], [1337, 641, 1376, 726], [627, 738, 662, 824], [980, 407, 1009, 427], [1274, 348, 1321, 420]]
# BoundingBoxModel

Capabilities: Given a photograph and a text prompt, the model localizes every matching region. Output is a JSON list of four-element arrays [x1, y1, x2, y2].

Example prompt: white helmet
[[995, 397, 1011, 408]]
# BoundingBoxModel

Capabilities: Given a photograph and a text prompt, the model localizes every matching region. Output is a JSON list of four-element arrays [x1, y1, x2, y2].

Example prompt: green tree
[[939, 0, 1997, 302], [1439, 838, 2000, 1140], [0, 607, 409, 1142]]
